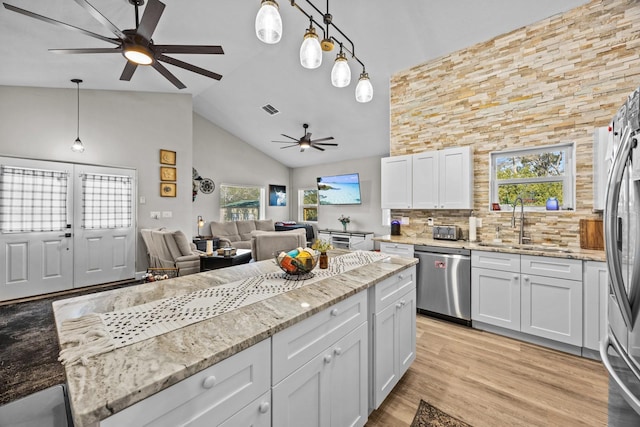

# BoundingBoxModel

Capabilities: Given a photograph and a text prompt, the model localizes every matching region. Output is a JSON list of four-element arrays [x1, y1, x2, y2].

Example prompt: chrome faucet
[[511, 197, 527, 245]]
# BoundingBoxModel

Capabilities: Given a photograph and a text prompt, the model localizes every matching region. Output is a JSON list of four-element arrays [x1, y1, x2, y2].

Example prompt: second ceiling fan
[[273, 124, 337, 152]]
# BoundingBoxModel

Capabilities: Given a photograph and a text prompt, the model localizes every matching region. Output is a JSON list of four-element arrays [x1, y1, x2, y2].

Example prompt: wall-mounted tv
[[316, 173, 362, 205]]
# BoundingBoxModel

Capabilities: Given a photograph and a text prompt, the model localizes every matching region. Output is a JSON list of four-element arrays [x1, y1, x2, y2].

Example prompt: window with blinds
[[0, 166, 69, 233], [82, 173, 132, 229]]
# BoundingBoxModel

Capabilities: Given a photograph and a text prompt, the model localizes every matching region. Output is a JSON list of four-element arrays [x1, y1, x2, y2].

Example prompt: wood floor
[[366, 315, 609, 427]]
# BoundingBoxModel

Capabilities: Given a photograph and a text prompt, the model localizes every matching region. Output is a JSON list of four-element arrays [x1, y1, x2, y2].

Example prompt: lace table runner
[[58, 251, 388, 365]]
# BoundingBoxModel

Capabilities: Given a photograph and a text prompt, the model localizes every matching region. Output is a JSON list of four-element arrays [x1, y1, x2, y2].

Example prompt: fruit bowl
[[275, 247, 319, 279]]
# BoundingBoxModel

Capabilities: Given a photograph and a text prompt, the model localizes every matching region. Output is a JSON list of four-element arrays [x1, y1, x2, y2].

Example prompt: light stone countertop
[[374, 235, 606, 262], [52, 250, 418, 427]]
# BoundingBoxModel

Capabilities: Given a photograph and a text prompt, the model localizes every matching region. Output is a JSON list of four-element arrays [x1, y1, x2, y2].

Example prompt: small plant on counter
[[312, 238, 333, 253]]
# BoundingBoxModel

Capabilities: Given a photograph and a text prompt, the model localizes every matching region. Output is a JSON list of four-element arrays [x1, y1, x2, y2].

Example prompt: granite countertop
[[52, 250, 417, 427], [374, 235, 606, 262]]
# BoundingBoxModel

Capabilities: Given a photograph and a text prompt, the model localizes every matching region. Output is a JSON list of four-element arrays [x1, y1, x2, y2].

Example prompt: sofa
[[210, 219, 276, 249], [251, 229, 307, 261], [140, 228, 202, 276]]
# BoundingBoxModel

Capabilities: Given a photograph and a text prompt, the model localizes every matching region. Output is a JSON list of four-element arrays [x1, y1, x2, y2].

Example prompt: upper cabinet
[[381, 146, 473, 210], [381, 154, 413, 209]]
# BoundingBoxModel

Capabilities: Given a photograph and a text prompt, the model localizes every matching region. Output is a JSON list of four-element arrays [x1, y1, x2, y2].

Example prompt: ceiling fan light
[[331, 52, 351, 88], [71, 137, 85, 153], [255, 0, 282, 44], [300, 26, 322, 69], [300, 140, 311, 149], [355, 72, 373, 103], [123, 45, 154, 65]]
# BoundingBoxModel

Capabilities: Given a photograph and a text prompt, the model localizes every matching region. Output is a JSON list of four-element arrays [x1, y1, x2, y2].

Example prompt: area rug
[[411, 400, 471, 427]]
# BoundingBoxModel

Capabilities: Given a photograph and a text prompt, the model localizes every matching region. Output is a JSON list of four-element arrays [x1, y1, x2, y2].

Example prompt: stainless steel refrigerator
[[600, 88, 640, 425]]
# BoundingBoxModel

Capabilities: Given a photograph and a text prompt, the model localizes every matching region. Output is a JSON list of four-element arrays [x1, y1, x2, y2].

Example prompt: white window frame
[[489, 142, 575, 212], [219, 184, 265, 221], [298, 187, 318, 223]]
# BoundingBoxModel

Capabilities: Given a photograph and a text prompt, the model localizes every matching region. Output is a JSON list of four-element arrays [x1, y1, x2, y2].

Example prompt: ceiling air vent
[[261, 104, 280, 116]]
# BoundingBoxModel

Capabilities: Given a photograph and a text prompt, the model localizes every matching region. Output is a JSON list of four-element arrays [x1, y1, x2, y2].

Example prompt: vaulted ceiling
[[0, 0, 588, 167]]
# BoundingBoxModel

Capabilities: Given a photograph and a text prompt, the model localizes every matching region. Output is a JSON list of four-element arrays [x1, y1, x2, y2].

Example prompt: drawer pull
[[334, 347, 342, 356], [396, 302, 402, 309], [523, 276, 530, 282], [513, 275, 519, 280], [324, 354, 332, 364], [259, 402, 270, 414], [202, 375, 216, 389], [400, 299, 406, 307], [330, 308, 339, 317], [398, 273, 404, 279]]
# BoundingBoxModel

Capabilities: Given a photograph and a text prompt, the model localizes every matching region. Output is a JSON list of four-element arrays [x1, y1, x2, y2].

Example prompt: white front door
[[0, 158, 74, 300], [73, 165, 136, 288], [0, 158, 136, 301]]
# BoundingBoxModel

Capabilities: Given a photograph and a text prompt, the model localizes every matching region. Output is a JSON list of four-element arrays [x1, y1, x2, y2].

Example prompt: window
[[490, 143, 575, 211], [220, 184, 265, 221], [82, 173, 133, 229], [299, 188, 318, 222]]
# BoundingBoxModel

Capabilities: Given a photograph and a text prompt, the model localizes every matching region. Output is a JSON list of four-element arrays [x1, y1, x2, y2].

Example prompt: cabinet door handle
[[401, 299, 406, 306], [334, 347, 342, 356], [396, 302, 402, 309], [259, 402, 270, 414], [324, 354, 332, 364], [202, 375, 216, 389], [398, 274, 404, 279], [523, 276, 530, 283], [513, 275, 519, 280], [330, 308, 339, 317]]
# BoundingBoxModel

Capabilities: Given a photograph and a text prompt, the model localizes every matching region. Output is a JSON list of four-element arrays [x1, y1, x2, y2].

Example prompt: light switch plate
[[401, 216, 409, 225], [150, 211, 160, 219], [476, 218, 482, 227], [162, 211, 172, 218]]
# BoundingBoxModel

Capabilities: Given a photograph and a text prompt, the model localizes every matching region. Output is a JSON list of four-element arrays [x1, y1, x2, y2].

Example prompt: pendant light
[[355, 70, 373, 103], [255, 0, 282, 44], [300, 19, 322, 69], [331, 45, 351, 88], [70, 78, 85, 153]]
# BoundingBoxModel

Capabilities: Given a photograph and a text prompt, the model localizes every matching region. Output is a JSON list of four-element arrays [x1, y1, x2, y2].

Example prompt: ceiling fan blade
[[312, 145, 326, 151], [314, 142, 338, 146], [157, 54, 222, 81], [120, 61, 138, 81], [152, 61, 186, 89], [3, 3, 120, 45], [272, 141, 298, 143], [137, 0, 165, 40], [155, 45, 224, 55], [73, 0, 126, 39], [49, 47, 122, 54], [280, 144, 299, 149], [310, 137, 334, 143], [280, 134, 299, 141]]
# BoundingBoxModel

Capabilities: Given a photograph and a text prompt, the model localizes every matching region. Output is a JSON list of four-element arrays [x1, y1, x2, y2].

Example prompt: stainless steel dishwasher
[[415, 245, 471, 326]]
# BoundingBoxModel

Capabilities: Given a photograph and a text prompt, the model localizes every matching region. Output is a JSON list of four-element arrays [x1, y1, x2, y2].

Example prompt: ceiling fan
[[273, 124, 337, 152], [3, 0, 224, 89]]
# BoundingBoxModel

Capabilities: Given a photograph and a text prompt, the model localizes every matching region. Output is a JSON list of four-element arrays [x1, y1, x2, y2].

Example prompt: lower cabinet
[[219, 391, 271, 427], [370, 266, 417, 410], [272, 322, 368, 427], [472, 251, 583, 347]]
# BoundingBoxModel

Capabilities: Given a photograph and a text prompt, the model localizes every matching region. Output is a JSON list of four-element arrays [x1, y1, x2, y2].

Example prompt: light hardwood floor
[[366, 315, 609, 426]]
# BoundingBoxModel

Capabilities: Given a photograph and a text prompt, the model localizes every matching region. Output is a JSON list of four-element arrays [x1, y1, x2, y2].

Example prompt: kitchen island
[[52, 250, 417, 426]]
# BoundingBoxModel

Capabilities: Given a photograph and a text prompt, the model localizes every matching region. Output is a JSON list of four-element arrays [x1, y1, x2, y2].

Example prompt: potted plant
[[338, 215, 350, 232]]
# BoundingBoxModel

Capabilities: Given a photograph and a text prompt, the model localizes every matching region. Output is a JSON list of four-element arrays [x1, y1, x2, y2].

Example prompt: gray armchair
[[251, 229, 307, 261], [140, 228, 202, 276]]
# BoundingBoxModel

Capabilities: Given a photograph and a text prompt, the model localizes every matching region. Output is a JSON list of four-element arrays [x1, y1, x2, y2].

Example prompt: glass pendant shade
[[255, 0, 282, 44], [71, 137, 85, 153], [300, 27, 322, 69], [355, 72, 373, 103], [331, 52, 351, 87]]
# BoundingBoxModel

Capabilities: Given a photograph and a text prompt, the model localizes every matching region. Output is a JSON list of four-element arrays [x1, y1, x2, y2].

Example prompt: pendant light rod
[[71, 78, 82, 140]]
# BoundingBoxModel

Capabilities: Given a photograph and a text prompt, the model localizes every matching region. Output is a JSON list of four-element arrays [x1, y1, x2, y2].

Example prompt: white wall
[[291, 156, 389, 240], [192, 113, 292, 234], [0, 85, 193, 271]]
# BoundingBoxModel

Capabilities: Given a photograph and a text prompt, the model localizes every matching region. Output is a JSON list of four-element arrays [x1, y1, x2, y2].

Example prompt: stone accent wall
[[389, 0, 640, 248]]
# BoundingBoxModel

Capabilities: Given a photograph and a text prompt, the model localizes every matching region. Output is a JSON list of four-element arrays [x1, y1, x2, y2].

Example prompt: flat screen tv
[[316, 173, 362, 205]]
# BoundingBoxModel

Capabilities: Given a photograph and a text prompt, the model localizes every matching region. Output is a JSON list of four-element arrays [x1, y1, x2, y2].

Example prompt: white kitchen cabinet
[[381, 147, 473, 210], [370, 267, 416, 410], [272, 323, 368, 427], [583, 261, 608, 352], [472, 266, 521, 331], [218, 392, 271, 427], [379, 242, 414, 258], [101, 338, 271, 427], [381, 155, 412, 209]]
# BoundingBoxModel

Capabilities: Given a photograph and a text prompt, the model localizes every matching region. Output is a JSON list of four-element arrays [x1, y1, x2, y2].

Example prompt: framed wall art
[[160, 166, 176, 181], [269, 184, 286, 206], [160, 149, 176, 165], [161, 182, 177, 197]]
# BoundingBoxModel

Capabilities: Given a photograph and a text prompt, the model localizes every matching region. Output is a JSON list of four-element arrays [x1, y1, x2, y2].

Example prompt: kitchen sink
[[476, 242, 572, 253]]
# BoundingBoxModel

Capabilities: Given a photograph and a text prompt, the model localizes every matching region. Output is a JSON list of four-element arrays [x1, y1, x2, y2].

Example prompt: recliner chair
[[140, 228, 202, 276]]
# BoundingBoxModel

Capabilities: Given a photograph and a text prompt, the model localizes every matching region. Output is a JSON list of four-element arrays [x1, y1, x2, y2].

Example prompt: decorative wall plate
[[199, 178, 215, 194]]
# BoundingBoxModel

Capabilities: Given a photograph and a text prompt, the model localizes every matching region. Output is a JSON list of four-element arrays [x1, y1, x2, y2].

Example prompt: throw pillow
[[174, 230, 193, 256]]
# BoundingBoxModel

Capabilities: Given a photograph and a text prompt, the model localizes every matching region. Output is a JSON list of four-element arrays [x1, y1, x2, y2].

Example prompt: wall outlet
[[427, 218, 434, 226], [162, 211, 172, 218], [401, 216, 410, 225], [139, 196, 146, 204], [476, 218, 482, 227], [150, 211, 160, 220]]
